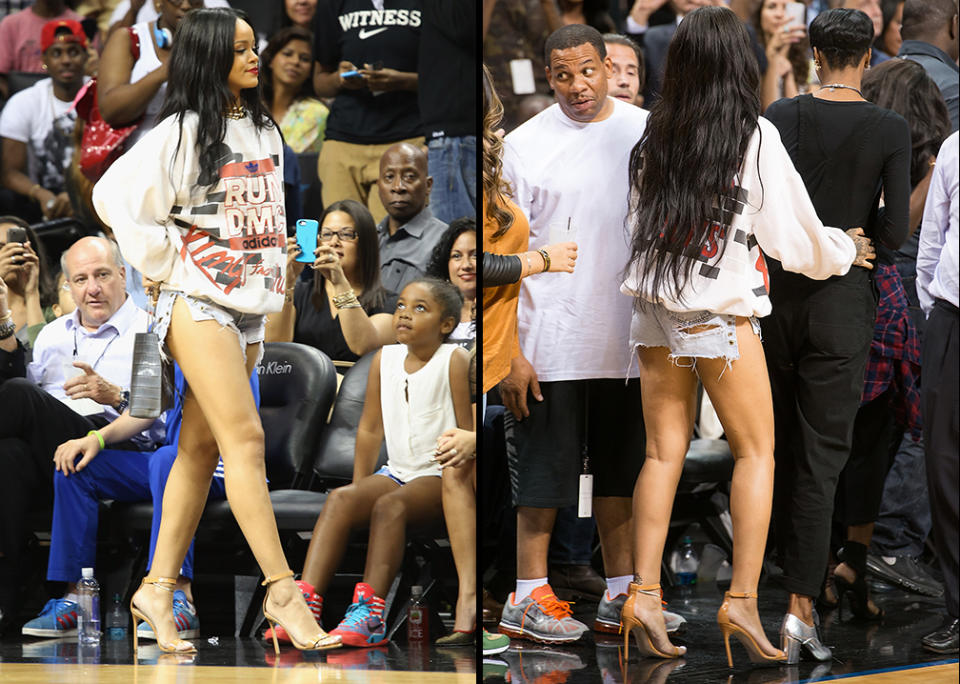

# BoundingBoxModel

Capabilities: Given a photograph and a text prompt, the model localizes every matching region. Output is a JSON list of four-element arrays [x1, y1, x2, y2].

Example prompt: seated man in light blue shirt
[[0, 236, 161, 633]]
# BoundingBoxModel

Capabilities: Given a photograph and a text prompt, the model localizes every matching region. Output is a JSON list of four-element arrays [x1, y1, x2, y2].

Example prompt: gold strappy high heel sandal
[[716, 591, 787, 668], [261, 571, 341, 653], [621, 582, 686, 660], [131, 576, 197, 655]]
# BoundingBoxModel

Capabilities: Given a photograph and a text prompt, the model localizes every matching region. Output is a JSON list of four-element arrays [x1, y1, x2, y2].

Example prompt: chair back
[[258, 342, 337, 488], [312, 350, 387, 486]]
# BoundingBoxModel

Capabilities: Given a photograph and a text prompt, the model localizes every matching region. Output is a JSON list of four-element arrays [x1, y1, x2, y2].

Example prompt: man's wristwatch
[[115, 389, 130, 413]]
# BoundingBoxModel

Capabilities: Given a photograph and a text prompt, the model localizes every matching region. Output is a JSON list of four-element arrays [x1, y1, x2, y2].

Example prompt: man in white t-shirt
[[0, 18, 89, 220], [496, 24, 685, 644]]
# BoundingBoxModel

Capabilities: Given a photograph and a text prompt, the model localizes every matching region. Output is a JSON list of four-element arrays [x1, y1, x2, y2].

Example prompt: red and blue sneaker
[[330, 582, 388, 647], [263, 580, 323, 645], [137, 590, 199, 640], [21, 598, 79, 637]]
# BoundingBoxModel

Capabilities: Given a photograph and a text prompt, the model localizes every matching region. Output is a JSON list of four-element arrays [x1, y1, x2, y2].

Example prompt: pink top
[[0, 7, 83, 74]]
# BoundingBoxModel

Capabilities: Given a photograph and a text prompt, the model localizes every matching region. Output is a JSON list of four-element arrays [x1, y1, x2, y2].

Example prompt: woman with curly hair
[[427, 218, 476, 349], [620, 6, 870, 666]]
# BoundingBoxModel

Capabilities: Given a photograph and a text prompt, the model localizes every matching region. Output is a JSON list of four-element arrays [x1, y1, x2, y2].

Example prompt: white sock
[[514, 578, 548, 603], [605, 575, 632, 600], [64, 592, 79, 604]]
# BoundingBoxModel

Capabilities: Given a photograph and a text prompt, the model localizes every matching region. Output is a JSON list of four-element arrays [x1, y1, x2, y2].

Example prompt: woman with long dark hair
[[92, 8, 340, 654], [762, 7, 910, 663], [259, 25, 328, 155], [265, 199, 395, 365], [822, 57, 950, 620], [427, 218, 476, 349], [620, 7, 870, 667]]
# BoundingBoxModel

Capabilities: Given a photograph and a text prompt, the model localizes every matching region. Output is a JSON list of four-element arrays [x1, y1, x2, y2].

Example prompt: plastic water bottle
[[406, 586, 428, 642], [105, 593, 127, 640], [77, 567, 101, 643], [676, 537, 700, 586]]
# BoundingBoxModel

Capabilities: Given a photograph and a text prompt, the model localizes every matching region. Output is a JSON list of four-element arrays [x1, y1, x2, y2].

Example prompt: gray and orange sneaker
[[498, 584, 588, 644]]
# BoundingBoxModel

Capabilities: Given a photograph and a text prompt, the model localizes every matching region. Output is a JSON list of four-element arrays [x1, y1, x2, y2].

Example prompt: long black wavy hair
[[158, 8, 277, 189], [862, 58, 950, 189], [626, 7, 760, 304], [426, 217, 476, 283]]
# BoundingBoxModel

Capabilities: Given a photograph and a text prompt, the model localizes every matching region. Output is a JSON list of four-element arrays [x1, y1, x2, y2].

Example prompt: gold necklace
[[225, 101, 246, 120]]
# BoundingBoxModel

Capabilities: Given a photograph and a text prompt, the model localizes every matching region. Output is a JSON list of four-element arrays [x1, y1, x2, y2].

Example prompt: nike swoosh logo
[[358, 27, 388, 39]]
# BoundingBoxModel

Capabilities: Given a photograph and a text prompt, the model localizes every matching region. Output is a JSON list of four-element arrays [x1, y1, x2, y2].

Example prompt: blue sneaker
[[22, 598, 79, 637], [330, 582, 388, 647], [137, 590, 200, 640]]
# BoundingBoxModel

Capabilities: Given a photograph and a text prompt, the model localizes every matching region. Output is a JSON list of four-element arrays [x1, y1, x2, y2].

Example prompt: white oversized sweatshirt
[[621, 117, 857, 318], [93, 112, 287, 315]]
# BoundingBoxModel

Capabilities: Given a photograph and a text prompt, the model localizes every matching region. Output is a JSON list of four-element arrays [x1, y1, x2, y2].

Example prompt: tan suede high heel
[[130, 576, 197, 655], [716, 591, 787, 668], [261, 571, 341, 654], [620, 582, 686, 660]]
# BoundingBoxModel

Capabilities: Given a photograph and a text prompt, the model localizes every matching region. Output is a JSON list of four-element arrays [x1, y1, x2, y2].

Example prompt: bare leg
[[631, 345, 698, 653], [301, 475, 399, 593], [442, 462, 477, 631], [137, 297, 324, 648], [517, 506, 557, 580], [363, 475, 444, 596], [835, 523, 880, 614], [595, 497, 633, 580], [697, 318, 780, 657]]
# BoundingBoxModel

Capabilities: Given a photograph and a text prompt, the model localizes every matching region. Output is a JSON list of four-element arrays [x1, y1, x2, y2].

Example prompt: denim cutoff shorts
[[154, 289, 267, 366], [629, 300, 761, 377]]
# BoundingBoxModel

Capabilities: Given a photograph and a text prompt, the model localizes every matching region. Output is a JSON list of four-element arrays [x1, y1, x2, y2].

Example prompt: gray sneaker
[[593, 592, 687, 635], [866, 554, 943, 597], [498, 585, 588, 644]]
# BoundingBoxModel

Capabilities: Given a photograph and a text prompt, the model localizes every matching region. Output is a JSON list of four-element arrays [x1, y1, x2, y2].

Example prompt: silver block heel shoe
[[780, 612, 831, 664]]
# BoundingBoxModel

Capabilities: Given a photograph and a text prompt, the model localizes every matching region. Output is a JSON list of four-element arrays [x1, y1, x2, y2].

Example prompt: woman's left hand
[[433, 428, 477, 469], [313, 244, 346, 285]]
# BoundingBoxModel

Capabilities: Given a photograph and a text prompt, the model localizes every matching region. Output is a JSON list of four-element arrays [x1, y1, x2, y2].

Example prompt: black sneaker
[[866, 554, 943, 597], [921, 618, 958, 655]]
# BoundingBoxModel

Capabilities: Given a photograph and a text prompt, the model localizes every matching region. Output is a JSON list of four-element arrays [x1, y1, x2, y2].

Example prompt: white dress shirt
[[917, 132, 959, 315]]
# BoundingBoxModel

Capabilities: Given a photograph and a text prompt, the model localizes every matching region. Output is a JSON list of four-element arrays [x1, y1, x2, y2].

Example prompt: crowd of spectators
[[0, 0, 476, 655], [482, 0, 959, 671]]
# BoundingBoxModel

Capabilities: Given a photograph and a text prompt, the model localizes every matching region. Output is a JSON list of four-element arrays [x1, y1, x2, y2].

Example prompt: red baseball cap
[[40, 19, 88, 53]]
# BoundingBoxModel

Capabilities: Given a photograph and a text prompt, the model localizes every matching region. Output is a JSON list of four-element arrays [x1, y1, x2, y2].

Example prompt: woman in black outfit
[[761, 8, 911, 663]]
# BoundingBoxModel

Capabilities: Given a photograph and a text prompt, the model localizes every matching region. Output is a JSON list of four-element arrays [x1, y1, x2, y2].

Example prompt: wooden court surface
[[0, 662, 476, 684], [0, 661, 954, 683]]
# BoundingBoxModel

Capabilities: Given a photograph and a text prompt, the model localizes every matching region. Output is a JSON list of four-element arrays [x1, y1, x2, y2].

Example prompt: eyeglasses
[[319, 229, 358, 242]]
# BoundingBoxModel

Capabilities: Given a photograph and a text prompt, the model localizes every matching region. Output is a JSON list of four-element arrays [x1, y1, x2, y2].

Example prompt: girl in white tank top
[[288, 278, 472, 648]]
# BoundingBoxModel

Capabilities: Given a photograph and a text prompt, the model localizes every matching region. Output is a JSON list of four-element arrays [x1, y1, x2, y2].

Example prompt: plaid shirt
[[861, 264, 922, 439]]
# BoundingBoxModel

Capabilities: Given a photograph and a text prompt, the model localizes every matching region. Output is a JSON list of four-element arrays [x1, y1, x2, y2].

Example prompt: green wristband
[[87, 429, 105, 450]]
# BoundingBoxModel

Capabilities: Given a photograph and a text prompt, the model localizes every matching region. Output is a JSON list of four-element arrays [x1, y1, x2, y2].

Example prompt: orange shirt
[[482, 197, 529, 393]]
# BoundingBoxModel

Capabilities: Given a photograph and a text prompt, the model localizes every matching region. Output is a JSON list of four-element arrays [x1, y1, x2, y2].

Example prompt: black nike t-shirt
[[314, 0, 422, 144]]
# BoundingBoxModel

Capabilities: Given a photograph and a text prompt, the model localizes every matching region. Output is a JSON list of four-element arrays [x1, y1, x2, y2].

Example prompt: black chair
[[7, 71, 46, 97]]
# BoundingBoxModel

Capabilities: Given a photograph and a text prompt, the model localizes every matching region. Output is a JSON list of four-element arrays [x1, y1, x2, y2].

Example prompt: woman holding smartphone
[[93, 8, 340, 654]]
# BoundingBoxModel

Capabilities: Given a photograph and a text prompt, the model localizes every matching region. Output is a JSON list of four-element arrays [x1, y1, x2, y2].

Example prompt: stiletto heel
[[261, 571, 341, 652], [716, 592, 786, 668], [620, 582, 685, 660], [130, 576, 197, 655]]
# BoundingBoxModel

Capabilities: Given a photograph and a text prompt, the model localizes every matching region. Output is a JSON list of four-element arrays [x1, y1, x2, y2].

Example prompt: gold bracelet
[[284, 289, 295, 304], [332, 289, 361, 309], [538, 248, 551, 273]]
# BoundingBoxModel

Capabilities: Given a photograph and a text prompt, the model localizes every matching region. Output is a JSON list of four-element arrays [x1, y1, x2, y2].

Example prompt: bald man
[[0, 236, 162, 633], [375, 142, 448, 294]]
